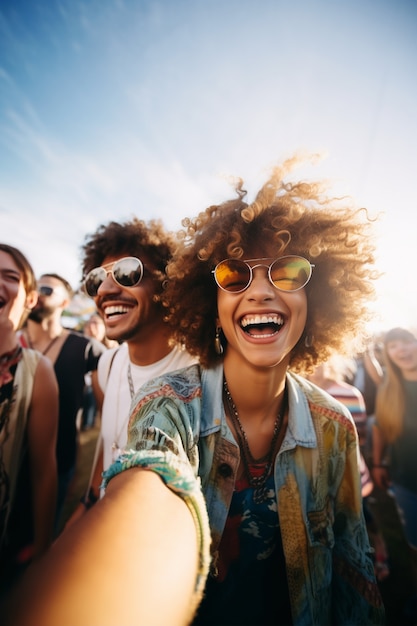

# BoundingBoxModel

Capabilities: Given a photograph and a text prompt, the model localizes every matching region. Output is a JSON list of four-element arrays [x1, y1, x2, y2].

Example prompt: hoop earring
[[304, 334, 314, 348], [215, 327, 224, 355]]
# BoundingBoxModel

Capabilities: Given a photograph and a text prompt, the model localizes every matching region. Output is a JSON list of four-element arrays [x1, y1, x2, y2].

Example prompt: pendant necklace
[[111, 362, 136, 461], [223, 377, 287, 504], [26, 330, 62, 356]]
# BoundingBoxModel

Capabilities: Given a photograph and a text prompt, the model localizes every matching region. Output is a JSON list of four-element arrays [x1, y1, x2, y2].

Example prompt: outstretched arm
[[4, 468, 200, 626]]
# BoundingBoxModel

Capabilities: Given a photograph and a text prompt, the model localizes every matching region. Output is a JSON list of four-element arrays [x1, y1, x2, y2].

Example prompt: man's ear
[[25, 290, 38, 310], [61, 296, 71, 310]]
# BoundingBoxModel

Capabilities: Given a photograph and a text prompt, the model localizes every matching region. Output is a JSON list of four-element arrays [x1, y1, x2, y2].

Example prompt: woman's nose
[[245, 267, 275, 298]]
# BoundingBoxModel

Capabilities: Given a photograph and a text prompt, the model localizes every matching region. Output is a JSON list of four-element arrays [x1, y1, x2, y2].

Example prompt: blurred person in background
[[353, 343, 385, 419], [83, 313, 116, 350], [0, 244, 58, 595], [351, 340, 385, 464], [372, 327, 417, 622], [81, 313, 117, 431], [19, 273, 106, 529], [372, 327, 417, 549]]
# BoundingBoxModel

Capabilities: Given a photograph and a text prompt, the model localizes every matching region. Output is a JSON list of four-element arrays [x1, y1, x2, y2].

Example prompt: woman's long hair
[[374, 327, 416, 442]]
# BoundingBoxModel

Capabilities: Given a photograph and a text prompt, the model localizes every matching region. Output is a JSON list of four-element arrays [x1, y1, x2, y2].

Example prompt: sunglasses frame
[[212, 255, 314, 294], [84, 256, 144, 297]]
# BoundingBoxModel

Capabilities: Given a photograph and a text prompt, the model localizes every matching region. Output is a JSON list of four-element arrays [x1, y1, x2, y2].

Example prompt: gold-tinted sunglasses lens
[[214, 260, 251, 293], [270, 256, 312, 291]]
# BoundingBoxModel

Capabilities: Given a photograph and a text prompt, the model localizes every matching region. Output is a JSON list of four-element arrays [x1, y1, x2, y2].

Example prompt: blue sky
[[1, 0, 416, 332]]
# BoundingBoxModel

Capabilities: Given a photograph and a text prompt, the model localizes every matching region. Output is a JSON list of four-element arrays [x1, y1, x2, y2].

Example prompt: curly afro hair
[[81, 217, 178, 300], [162, 154, 380, 371]]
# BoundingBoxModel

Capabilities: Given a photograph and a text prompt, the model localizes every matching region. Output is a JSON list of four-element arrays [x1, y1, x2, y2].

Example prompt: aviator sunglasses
[[84, 257, 144, 297], [212, 255, 314, 293]]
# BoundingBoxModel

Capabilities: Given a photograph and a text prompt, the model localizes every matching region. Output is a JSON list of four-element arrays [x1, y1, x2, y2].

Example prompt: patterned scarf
[[0, 346, 22, 388]]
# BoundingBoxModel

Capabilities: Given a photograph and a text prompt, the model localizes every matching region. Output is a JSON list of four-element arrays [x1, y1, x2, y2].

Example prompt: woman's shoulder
[[20, 346, 42, 372], [21, 349, 57, 390], [18, 349, 56, 398], [289, 371, 355, 426], [128, 365, 203, 440], [134, 363, 202, 403]]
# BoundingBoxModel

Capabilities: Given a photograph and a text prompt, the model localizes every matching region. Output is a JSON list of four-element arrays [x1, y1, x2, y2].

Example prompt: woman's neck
[[402, 369, 417, 382], [0, 333, 18, 358], [223, 357, 287, 426]]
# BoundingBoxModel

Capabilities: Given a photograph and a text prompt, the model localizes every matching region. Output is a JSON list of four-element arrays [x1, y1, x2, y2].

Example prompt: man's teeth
[[241, 314, 283, 327], [104, 305, 129, 316]]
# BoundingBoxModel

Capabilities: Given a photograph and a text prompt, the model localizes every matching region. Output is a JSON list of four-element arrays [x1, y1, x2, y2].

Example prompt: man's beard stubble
[[28, 304, 53, 324]]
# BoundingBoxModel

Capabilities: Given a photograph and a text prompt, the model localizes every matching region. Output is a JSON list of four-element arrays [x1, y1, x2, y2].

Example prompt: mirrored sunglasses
[[212, 256, 314, 293], [84, 257, 144, 297]]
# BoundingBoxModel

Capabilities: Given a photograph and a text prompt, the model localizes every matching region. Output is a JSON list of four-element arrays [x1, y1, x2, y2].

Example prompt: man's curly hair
[[81, 217, 177, 298], [162, 155, 380, 371]]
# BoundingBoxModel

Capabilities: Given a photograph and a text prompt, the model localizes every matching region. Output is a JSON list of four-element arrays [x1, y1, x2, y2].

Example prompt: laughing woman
[[0, 244, 58, 596], [3, 155, 384, 626]]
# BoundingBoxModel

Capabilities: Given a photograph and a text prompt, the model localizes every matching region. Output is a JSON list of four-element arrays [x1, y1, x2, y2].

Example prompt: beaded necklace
[[223, 378, 287, 504]]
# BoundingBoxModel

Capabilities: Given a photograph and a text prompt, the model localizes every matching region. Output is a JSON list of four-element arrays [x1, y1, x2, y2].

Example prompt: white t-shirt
[[98, 342, 197, 472]]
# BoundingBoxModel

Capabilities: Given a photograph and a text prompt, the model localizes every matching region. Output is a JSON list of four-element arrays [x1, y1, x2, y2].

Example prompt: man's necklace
[[127, 363, 135, 399], [26, 330, 62, 355], [223, 377, 287, 504], [111, 362, 135, 460]]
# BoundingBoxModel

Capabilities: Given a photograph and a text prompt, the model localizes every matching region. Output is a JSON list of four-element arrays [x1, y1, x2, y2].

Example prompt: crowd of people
[[0, 153, 416, 625]]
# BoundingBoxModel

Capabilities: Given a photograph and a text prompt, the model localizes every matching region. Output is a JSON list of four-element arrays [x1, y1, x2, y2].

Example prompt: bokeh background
[[1, 0, 416, 332]]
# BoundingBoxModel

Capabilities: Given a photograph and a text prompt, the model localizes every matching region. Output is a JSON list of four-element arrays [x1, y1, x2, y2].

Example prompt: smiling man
[[75, 218, 197, 510]]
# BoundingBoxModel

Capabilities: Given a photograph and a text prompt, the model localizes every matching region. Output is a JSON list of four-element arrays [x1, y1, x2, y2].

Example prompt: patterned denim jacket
[[103, 363, 384, 625]]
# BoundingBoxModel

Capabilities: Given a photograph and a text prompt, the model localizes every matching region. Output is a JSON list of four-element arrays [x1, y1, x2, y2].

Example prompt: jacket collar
[[200, 364, 317, 449]]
